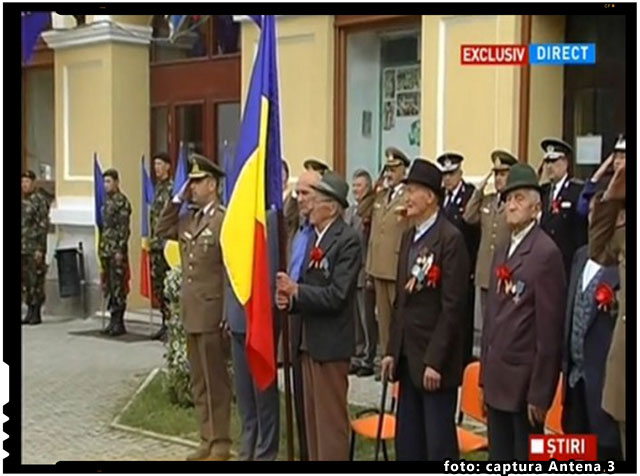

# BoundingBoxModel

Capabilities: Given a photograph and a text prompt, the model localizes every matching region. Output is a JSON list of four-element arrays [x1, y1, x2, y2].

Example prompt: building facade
[[22, 14, 625, 316]]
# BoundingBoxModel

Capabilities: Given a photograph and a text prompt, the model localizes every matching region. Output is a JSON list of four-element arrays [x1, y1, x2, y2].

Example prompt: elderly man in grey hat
[[276, 171, 362, 461]]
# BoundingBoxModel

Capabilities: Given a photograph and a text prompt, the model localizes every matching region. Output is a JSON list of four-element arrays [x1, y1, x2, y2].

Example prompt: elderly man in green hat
[[480, 163, 566, 461], [156, 153, 232, 461], [276, 171, 362, 461]]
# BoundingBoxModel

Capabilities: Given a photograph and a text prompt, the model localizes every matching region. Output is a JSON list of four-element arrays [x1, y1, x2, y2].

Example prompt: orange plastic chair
[[349, 382, 399, 461], [457, 361, 489, 454], [545, 374, 564, 435]]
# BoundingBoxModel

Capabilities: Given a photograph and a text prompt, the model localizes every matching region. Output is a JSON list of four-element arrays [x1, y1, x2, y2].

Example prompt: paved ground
[[21, 314, 483, 464], [21, 316, 191, 463]]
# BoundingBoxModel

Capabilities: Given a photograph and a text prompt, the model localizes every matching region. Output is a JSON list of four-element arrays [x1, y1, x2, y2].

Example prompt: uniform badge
[[561, 201, 572, 209], [202, 228, 213, 237], [481, 207, 490, 214], [184, 231, 192, 240]]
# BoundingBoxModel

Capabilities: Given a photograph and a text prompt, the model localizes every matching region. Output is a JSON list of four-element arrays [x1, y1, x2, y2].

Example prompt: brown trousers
[[301, 353, 350, 461], [186, 332, 232, 455], [374, 278, 396, 354]]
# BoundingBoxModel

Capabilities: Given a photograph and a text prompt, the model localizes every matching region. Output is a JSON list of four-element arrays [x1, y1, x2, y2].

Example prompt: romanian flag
[[93, 154, 106, 282], [140, 158, 156, 303], [221, 15, 284, 391]]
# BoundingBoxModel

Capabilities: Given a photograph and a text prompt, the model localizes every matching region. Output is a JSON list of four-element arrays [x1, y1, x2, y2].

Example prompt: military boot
[[109, 310, 127, 336], [22, 306, 34, 325], [101, 311, 116, 335], [29, 305, 42, 325]]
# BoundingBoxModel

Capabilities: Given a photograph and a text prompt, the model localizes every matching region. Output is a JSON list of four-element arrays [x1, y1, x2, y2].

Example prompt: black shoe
[[349, 362, 361, 375], [150, 325, 167, 341], [29, 306, 42, 325], [22, 306, 34, 325], [356, 367, 374, 377], [101, 312, 115, 334], [374, 371, 382, 382], [109, 310, 127, 336]]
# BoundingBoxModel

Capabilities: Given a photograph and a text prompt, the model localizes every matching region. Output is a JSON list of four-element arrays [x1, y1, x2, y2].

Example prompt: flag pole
[[276, 210, 295, 461]]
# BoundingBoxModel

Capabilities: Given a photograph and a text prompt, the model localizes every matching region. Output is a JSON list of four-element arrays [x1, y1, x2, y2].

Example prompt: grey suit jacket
[[291, 217, 362, 362], [226, 208, 281, 334]]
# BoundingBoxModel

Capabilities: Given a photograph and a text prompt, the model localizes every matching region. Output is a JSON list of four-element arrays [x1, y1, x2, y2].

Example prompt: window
[[176, 104, 204, 155]]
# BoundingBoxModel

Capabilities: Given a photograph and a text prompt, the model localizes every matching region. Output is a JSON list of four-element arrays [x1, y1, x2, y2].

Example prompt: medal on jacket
[[405, 250, 435, 293]]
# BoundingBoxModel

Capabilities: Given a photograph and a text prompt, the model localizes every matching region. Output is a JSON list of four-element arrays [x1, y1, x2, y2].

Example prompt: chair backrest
[[545, 375, 564, 434], [460, 361, 486, 423]]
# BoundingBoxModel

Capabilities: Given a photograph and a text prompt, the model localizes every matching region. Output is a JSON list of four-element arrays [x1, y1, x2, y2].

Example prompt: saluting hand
[[479, 171, 493, 191]]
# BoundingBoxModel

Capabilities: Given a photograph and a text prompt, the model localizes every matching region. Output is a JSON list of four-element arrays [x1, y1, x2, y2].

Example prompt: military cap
[[153, 152, 171, 164], [311, 170, 349, 208], [491, 149, 518, 171], [436, 151, 464, 173], [103, 168, 119, 181], [402, 157, 443, 199], [303, 157, 330, 174], [501, 163, 542, 197], [384, 146, 410, 168], [188, 153, 225, 179], [21, 170, 36, 180], [613, 133, 625, 152], [541, 137, 572, 161]]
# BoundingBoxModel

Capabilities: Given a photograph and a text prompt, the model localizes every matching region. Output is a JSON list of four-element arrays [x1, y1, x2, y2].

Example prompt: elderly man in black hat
[[382, 158, 469, 460], [480, 163, 566, 461], [437, 151, 479, 366], [463, 150, 517, 331], [539, 137, 587, 276], [156, 153, 232, 461], [276, 171, 362, 461]]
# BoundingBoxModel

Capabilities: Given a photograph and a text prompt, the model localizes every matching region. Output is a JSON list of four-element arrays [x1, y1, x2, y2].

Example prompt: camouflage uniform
[[150, 177, 173, 323], [21, 189, 50, 308], [99, 190, 132, 313]]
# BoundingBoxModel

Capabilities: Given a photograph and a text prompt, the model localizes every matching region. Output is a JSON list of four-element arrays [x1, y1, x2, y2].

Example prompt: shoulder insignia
[[217, 204, 226, 212]]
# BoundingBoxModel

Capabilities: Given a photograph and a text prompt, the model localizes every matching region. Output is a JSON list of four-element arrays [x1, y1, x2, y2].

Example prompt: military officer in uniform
[[156, 154, 232, 461], [21, 170, 51, 325], [99, 169, 132, 336], [463, 150, 517, 328], [149, 152, 174, 341], [539, 137, 587, 276], [437, 152, 479, 365], [362, 147, 411, 378], [303, 157, 330, 176]]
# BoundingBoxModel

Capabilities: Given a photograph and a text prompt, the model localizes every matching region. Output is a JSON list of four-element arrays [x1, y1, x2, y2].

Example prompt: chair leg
[[382, 440, 389, 461], [349, 431, 356, 461]]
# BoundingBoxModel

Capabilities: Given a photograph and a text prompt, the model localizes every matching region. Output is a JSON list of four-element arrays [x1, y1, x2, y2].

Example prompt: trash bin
[[55, 247, 81, 298]]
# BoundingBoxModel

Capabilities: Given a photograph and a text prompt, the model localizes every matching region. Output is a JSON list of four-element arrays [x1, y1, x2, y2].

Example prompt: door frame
[[333, 15, 422, 177]]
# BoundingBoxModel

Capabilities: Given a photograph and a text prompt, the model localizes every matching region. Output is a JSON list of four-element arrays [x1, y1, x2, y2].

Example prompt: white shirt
[[390, 183, 404, 202], [314, 217, 337, 246], [201, 200, 216, 216], [581, 259, 603, 292], [445, 181, 463, 207], [508, 220, 536, 258], [551, 173, 568, 201], [414, 211, 438, 242]]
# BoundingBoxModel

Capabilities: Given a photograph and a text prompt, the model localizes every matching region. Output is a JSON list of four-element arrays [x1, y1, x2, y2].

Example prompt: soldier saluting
[[539, 137, 587, 276], [99, 168, 132, 336], [149, 152, 174, 341], [156, 153, 232, 461], [21, 170, 51, 325]]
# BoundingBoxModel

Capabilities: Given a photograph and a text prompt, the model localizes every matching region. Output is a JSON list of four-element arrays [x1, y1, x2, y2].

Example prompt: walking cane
[[374, 377, 389, 461]]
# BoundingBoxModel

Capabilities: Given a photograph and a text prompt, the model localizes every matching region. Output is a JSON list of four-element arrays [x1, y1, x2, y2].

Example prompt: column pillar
[[43, 20, 152, 317]]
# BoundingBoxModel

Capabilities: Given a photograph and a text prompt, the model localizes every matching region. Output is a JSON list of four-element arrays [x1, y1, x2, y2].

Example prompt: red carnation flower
[[310, 246, 324, 266], [426, 264, 441, 287], [595, 283, 615, 311], [495, 264, 512, 293]]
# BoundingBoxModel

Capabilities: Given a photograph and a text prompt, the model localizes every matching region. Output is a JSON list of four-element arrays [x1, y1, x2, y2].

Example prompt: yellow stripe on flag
[[220, 96, 270, 304]]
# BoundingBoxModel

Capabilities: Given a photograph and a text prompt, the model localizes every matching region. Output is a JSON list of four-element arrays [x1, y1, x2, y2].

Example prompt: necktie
[[387, 188, 394, 204]]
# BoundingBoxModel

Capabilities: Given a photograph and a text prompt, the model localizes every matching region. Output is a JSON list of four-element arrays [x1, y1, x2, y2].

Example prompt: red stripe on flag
[[245, 220, 276, 390]]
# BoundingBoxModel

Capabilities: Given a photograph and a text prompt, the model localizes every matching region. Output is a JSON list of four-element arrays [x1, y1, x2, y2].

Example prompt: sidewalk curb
[[109, 368, 198, 449]]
